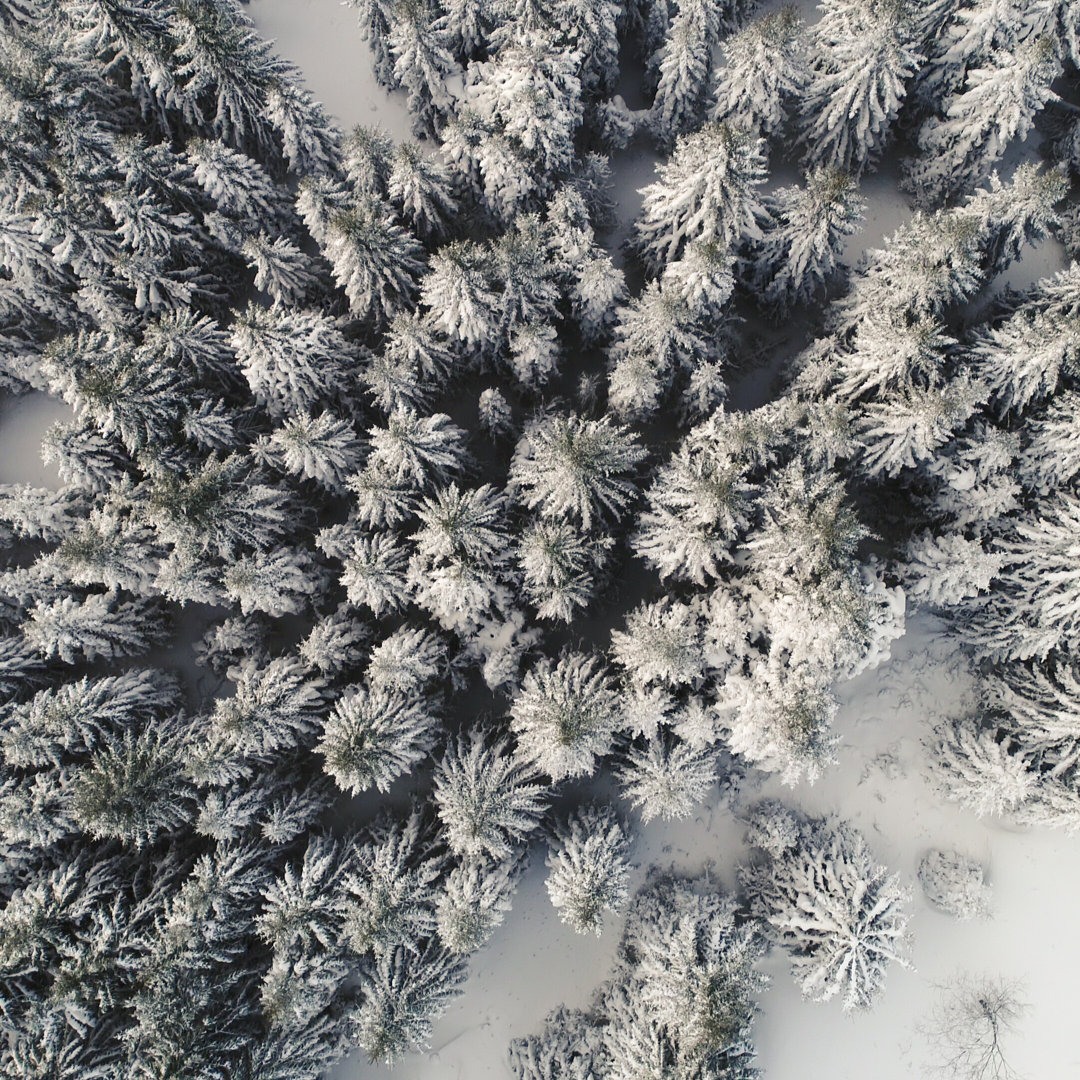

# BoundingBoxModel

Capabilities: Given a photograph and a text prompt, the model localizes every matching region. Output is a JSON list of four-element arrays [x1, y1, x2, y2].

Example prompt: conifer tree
[[618, 732, 717, 822], [388, 142, 459, 240], [509, 412, 646, 530], [23, 592, 169, 664], [710, 6, 808, 136], [741, 815, 911, 1011], [341, 809, 442, 959], [545, 803, 631, 935], [510, 652, 621, 780], [436, 855, 520, 954], [633, 122, 770, 272], [318, 685, 440, 796], [908, 35, 1062, 204], [352, 944, 466, 1066], [323, 197, 426, 325], [388, 0, 457, 139], [800, 0, 924, 174], [433, 731, 548, 859], [754, 167, 864, 314]]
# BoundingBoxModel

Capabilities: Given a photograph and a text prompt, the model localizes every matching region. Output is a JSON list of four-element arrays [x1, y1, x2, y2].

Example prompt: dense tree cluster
[[1, 0, 1079, 1074]]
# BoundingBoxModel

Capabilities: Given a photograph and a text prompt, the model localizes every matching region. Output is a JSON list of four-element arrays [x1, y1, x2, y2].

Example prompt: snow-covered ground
[[0, 4, 1072, 1077], [325, 613, 1080, 1080]]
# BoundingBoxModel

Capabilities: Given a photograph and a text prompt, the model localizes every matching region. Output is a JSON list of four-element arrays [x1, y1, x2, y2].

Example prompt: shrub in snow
[[743, 799, 800, 858], [918, 850, 992, 920]]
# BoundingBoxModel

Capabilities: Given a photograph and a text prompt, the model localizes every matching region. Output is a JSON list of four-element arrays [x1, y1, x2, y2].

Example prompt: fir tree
[[510, 652, 621, 780], [433, 731, 548, 859], [352, 944, 466, 1066], [648, 0, 722, 147], [323, 198, 426, 325], [509, 412, 646, 530], [317, 685, 440, 796], [436, 855, 521, 954], [340, 810, 441, 958], [710, 6, 808, 137], [741, 815, 911, 1011], [800, 0, 924, 174], [633, 122, 770, 272], [618, 732, 717, 822], [229, 304, 358, 418], [23, 592, 169, 664], [388, 142, 459, 239], [754, 167, 864, 314], [545, 803, 631, 935], [70, 725, 194, 848], [388, 0, 457, 139]]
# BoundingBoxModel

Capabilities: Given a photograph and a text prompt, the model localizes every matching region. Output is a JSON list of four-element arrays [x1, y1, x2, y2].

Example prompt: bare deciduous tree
[[922, 973, 1028, 1080]]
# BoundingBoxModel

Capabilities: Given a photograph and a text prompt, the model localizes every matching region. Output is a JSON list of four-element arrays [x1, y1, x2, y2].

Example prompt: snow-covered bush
[[918, 849, 992, 920]]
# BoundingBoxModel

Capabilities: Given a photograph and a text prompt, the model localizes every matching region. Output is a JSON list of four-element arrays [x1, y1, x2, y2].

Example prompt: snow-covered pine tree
[[388, 0, 457, 139], [70, 723, 194, 848], [545, 803, 631, 935], [618, 731, 717, 822], [509, 652, 621, 780], [388, 142, 459, 239], [648, 0, 728, 148], [633, 122, 770, 273], [605, 276, 717, 422], [346, 0, 400, 86], [436, 854, 522, 953], [907, 35, 1062, 205], [800, 0, 924, 174], [317, 684, 440, 795], [229, 304, 358, 419], [267, 412, 363, 492], [754, 166, 864, 314], [710, 6, 809, 137], [323, 197, 426, 325], [516, 519, 607, 622], [553, 0, 621, 96], [741, 814, 911, 1011], [419, 239, 500, 351], [433, 731, 547, 859], [509, 412, 646, 530], [340, 807, 441, 959], [466, 28, 584, 214], [351, 943, 466, 1066], [23, 592, 169, 664]]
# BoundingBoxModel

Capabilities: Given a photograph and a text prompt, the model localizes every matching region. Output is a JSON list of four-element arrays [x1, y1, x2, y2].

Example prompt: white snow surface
[[0, 392, 71, 488]]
